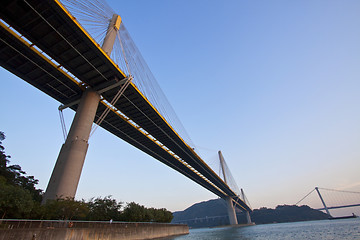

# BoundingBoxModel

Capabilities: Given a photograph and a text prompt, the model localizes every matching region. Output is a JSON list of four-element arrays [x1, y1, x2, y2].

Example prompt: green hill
[[172, 198, 328, 228]]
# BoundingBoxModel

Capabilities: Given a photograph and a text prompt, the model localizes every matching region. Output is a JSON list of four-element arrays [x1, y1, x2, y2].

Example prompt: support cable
[[121, 93, 237, 199], [296, 188, 316, 206], [96, 116, 226, 198], [26, 0, 238, 200], [219, 153, 241, 196], [61, 0, 198, 158], [58, 109, 67, 141], [116, 31, 131, 76], [244, 193, 252, 210], [61, 0, 196, 153], [90, 76, 132, 137], [319, 187, 360, 195], [118, 23, 195, 149]]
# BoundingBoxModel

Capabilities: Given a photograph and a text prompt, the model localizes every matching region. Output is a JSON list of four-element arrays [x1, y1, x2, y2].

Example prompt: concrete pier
[[0, 220, 189, 240], [225, 197, 238, 225], [42, 89, 100, 202], [219, 151, 239, 225], [241, 189, 253, 224], [43, 12, 121, 203]]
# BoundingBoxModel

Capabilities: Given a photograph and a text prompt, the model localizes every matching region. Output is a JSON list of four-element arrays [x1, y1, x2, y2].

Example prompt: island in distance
[[171, 199, 328, 228]]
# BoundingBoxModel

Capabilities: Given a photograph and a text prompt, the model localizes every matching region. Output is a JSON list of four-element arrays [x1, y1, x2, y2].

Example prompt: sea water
[[169, 218, 360, 240]]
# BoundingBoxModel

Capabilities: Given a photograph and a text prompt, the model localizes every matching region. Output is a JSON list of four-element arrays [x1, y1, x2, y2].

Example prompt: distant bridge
[[296, 187, 360, 218], [0, 0, 251, 224]]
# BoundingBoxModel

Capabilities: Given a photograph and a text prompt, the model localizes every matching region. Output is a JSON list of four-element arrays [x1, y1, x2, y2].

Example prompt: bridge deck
[[0, 0, 250, 211], [317, 204, 360, 211]]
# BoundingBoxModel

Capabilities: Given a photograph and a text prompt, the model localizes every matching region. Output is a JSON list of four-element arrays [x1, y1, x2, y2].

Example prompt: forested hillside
[[172, 198, 328, 228]]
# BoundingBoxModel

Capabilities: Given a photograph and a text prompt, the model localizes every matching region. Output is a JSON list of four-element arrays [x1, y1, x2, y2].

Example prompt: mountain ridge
[[172, 198, 328, 228]]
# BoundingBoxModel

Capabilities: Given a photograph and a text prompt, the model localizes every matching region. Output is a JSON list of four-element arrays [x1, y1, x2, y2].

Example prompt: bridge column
[[42, 13, 122, 204], [241, 188, 252, 224], [219, 151, 238, 225], [42, 89, 100, 203], [315, 187, 332, 217], [102, 14, 122, 56], [225, 197, 238, 225]]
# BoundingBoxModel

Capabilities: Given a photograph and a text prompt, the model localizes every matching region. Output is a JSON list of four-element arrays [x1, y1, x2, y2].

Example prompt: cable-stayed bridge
[[296, 187, 360, 218], [0, 0, 251, 224]]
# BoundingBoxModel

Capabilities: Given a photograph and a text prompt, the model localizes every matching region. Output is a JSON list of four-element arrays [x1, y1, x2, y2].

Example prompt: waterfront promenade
[[0, 219, 189, 240]]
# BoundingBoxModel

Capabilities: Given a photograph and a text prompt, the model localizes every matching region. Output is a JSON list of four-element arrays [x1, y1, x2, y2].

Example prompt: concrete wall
[[0, 220, 189, 240]]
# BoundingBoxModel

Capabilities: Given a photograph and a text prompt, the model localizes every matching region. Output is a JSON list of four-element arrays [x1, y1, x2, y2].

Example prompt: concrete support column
[[102, 14, 122, 56], [42, 12, 122, 204], [241, 188, 252, 224], [43, 89, 100, 203], [245, 211, 252, 224], [219, 151, 238, 225], [225, 197, 238, 225]]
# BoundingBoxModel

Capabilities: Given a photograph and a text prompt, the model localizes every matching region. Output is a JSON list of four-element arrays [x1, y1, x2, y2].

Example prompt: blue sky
[[1, 0, 360, 213]]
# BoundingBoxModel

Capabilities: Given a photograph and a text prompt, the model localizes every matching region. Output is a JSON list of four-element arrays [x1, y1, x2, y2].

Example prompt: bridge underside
[[0, 0, 250, 212]]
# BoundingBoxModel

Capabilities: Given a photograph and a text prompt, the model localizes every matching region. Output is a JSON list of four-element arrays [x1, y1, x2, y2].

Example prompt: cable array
[[242, 190, 252, 210], [59, 0, 114, 46], [59, 0, 195, 150], [296, 187, 360, 213], [56, 0, 248, 201], [218, 152, 242, 198], [59, 109, 68, 141]]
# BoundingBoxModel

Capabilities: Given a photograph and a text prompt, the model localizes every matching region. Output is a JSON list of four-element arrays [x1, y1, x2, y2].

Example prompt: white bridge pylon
[[218, 151, 252, 225], [42, 13, 124, 203]]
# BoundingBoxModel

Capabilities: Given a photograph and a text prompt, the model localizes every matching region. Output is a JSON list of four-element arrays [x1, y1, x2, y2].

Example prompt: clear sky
[[1, 0, 360, 213]]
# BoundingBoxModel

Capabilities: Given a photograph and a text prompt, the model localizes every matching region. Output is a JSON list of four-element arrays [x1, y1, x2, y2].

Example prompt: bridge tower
[[42, 14, 122, 203], [218, 151, 238, 225], [315, 187, 332, 217], [241, 188, 252, 224]]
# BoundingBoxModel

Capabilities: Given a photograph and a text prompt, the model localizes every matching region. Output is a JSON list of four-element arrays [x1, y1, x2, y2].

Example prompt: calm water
[[169, 218, 360, 240]]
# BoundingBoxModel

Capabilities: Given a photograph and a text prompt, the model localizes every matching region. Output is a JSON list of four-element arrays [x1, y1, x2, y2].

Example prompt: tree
[[42, 198, 89, 220], [153, 208, 173, 223], [0, 131, 174, 222], [87, 196, 122, 221], [0, 131, 42, 202], [0, 176, 34, 219], [121, 202, 147, 222], [121, 202, 173, 223], [0, 132, 12, 181]]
